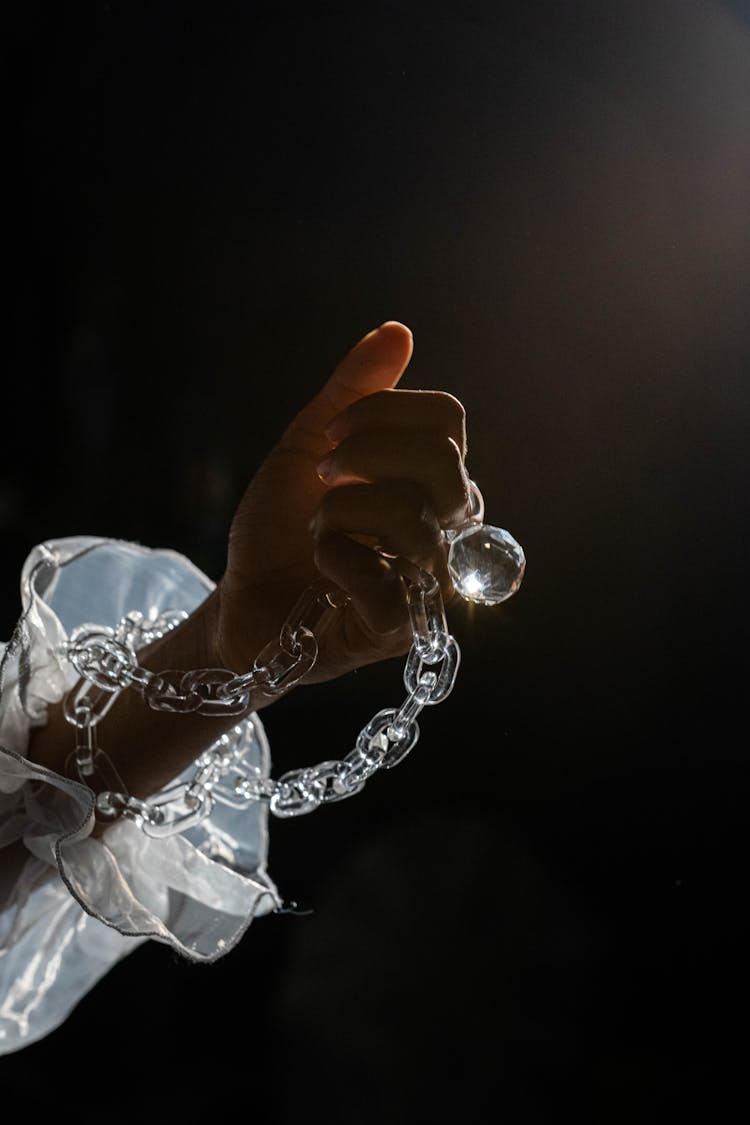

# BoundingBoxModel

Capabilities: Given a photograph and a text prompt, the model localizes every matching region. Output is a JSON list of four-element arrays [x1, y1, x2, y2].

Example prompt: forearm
[[26, 584, 272, 801]]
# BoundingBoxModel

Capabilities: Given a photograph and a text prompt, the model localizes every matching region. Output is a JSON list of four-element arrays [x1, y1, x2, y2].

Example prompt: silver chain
[[62, 566, 460, 835]]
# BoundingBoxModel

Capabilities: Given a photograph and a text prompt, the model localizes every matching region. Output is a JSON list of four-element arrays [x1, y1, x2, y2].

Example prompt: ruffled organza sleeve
[[0, 536, 280, 1055]]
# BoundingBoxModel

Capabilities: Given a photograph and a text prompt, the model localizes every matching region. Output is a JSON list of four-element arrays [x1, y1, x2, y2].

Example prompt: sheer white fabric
[[0, 537, 280, 1054]]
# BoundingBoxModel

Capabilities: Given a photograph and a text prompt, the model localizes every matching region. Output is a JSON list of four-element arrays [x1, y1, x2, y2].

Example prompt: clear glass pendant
[[448, 523, 525, 605], [446, 482, 525, 606]]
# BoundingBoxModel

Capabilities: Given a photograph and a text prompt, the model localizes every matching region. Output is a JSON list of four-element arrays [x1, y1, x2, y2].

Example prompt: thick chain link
[[61, 566, 460, 834]]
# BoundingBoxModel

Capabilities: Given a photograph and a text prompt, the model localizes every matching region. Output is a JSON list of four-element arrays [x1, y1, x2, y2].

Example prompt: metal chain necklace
[[61, 484, 525, 836]]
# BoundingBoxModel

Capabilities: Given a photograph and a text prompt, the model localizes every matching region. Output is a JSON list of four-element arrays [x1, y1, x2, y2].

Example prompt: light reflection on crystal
[[461, 572, 484, 598], [448, 524, 525, 606]]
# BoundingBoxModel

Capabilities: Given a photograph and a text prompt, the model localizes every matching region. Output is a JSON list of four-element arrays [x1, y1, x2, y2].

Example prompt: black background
[[3, 1, 749, 1119]]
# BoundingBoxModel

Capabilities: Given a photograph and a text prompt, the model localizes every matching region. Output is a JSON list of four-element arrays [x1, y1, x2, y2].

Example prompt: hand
[[216, 321, 472, 685], [27, 322, 473, 795]]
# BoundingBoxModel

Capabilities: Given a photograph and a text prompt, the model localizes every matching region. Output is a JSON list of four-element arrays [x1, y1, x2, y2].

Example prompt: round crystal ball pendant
[[447, 524, 526, 606]]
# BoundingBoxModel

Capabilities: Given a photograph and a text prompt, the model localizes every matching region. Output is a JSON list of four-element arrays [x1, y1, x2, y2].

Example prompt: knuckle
[[442, 435, 467, 486], [440, 437, 471, 521], [392, 484, 439, 538], [445, 433, 465, 465], [436, 390, 467, 429]]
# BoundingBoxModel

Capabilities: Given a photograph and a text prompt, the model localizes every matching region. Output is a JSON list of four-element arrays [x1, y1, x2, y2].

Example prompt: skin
[[27, 321, 472, 808]]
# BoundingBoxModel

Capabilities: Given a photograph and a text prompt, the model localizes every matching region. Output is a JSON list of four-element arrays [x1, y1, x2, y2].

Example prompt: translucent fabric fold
[[0, 537, 280, 1054]]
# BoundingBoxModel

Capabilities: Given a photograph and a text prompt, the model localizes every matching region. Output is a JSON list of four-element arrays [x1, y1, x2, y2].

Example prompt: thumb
[[283, 322, 414, 451]]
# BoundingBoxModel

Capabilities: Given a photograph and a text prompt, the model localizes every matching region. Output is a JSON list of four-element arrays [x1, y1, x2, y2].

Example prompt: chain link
[[63, 567, 461, 832]]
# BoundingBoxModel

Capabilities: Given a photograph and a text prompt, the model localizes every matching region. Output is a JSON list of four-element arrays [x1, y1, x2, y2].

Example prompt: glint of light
[[462, 571, 485, 599]]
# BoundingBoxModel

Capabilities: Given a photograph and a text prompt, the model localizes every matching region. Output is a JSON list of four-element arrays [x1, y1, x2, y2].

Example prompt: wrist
[[133, 585, 224, 678], [212, 573, 281, 679]]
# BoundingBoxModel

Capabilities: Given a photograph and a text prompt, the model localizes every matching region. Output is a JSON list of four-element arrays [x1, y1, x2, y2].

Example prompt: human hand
[[215, 321, 472, 686]]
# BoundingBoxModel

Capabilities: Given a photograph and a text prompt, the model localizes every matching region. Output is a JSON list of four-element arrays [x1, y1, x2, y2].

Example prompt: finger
[[311, 481, 444, 566], [325, 389, 467, 457], [313, 530, 411, 637], [279, 322, 414, 459], [316, 429, 471, 527]]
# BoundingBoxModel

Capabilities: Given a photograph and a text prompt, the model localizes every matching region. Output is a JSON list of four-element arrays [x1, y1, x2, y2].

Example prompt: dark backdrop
[[4, 1, 749, 1119]]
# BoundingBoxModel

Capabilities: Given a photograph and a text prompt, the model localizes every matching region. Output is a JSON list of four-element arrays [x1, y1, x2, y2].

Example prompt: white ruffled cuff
[[0, 536, 280, 1054]]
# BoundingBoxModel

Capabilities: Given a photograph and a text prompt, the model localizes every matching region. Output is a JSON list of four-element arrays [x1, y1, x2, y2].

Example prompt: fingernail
[[316, 454, 335, 482], [324, 414, 349, 442]]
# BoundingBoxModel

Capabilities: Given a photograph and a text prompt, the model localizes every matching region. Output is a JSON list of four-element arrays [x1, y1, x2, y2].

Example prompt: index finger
[[325, 389, 467, 457]]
